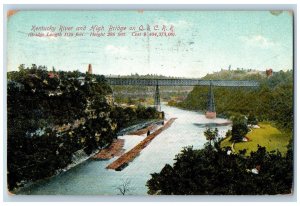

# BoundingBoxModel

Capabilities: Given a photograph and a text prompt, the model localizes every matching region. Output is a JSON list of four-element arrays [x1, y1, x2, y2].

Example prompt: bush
[[231, 119, 249, 142], [147, 143, 293, 195], [248, 113, 258, 125]]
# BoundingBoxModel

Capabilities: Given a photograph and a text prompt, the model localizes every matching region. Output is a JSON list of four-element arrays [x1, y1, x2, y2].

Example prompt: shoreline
[[10, 105, 235, 195], [12, 149, 100, 194], [128, 124, 158, 135], [117, 119, 163, 136], [12, 119, 161, 194]]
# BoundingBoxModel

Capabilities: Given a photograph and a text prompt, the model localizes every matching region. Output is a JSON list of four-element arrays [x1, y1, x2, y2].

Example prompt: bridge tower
[[154, 83, 161, 112], [205, 81, 216, 119]]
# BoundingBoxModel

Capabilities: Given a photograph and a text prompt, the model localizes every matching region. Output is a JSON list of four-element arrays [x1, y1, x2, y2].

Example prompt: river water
[[19, 105, 230, 195]]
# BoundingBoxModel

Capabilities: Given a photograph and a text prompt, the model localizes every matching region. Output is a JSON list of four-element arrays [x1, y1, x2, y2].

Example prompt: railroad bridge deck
[[105, 77, 260, 117], [106, 77, 260, 87]]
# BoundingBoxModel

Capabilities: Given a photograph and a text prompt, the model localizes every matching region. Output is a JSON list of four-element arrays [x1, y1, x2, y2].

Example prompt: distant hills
[[201, 69, 268, 81], [106, 68, 270, 81]]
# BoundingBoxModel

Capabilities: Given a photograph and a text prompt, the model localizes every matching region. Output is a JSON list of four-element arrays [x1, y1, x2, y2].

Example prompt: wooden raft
[[106, 118, 176, 170]]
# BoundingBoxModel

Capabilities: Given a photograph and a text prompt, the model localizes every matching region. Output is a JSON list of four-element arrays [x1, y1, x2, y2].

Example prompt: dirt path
[[231, 142, 235, 152]]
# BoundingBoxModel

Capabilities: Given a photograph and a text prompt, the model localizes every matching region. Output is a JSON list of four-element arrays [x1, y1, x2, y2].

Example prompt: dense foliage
[[153, 69, 294, 195], [7, 65, 160, 191], [175, 70, 293, 131], [111, 105, 160, 130], [147, 142, 293, 195], [204, 128, 219, 145], [247, 113, 258, 125], [231, 116, 250, 142]]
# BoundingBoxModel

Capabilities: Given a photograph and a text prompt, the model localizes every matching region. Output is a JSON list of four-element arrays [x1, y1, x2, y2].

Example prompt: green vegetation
[[220, 137, 232, 148], [248, 113, 258, 125], [7, 65, 160, 192], [221, 122, 291, 156], [175, 69, 293, 131], [147, 141, 293, 195], [231, 116, 250, 142], [204, 128, 219, 145], [176, 68, 293, 160], [201, 68, 266, 81], [112, 85, 191, 106], [111, 105, 160, 130], [152, 69, 294, 195]]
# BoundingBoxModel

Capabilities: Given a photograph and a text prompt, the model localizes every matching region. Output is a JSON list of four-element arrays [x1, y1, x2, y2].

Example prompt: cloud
[[105, 45, 128, 55], [239, 35, 277, 49]]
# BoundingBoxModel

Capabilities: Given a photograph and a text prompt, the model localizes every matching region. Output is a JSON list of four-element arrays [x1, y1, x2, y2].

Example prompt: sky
[[7, 11, 293, 78]]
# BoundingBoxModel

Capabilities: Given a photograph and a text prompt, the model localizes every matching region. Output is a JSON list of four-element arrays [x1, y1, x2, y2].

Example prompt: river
[[18, 105, 231, 195]]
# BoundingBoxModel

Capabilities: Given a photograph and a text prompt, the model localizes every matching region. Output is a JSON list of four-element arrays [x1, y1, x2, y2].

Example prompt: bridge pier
[[205, 81, 216, 119], [154, 83, 161, 112], [105, 77, 260, 119]]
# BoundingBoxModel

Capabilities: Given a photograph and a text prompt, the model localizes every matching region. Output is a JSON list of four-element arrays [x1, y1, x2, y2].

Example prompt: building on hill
[[48, 72, 59, 79], [266, 69, 273, 77]]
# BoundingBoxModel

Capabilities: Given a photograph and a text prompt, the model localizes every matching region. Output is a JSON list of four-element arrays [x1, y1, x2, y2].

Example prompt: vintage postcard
[[6, 9, 294, 196]]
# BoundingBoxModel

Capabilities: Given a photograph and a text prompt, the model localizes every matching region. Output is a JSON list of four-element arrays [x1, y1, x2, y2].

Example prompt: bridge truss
[[106, 77, 260, 118], [106, 78, 259, 87]]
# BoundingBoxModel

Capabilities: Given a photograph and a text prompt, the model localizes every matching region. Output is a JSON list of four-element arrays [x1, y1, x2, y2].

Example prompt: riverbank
[[13, 148, 100, 194], [128, 124, 158, 135], [107, 118, 177, 171], [14, 120, 159, 194], [15, 105, 231, 195], [117, 119, 163, 136]]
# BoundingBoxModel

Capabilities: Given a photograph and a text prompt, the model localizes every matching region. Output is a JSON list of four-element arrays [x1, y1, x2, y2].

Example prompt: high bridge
[[105, 77, 260, 119], [106, 78, 259, 87]]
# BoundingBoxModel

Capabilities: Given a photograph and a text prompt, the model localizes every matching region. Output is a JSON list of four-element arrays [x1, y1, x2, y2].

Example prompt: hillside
[[147, 69, 293, 196], [7, 65, 161, 191], [201, 68, 266, 81], [174, 69, 293, 131]]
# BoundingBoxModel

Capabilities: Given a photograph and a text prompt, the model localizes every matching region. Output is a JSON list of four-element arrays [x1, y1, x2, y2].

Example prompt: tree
[[204, 128, 219, 145], [7, 66, 116, 191], [7, 65, 161, 191], [248, 113, 258, 125], [147, 143, 293, 195], [225, 129, 231, 138], [231, 118, 249, 142], [18, 64, 25, 71], [116, 179, 132, 195]]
